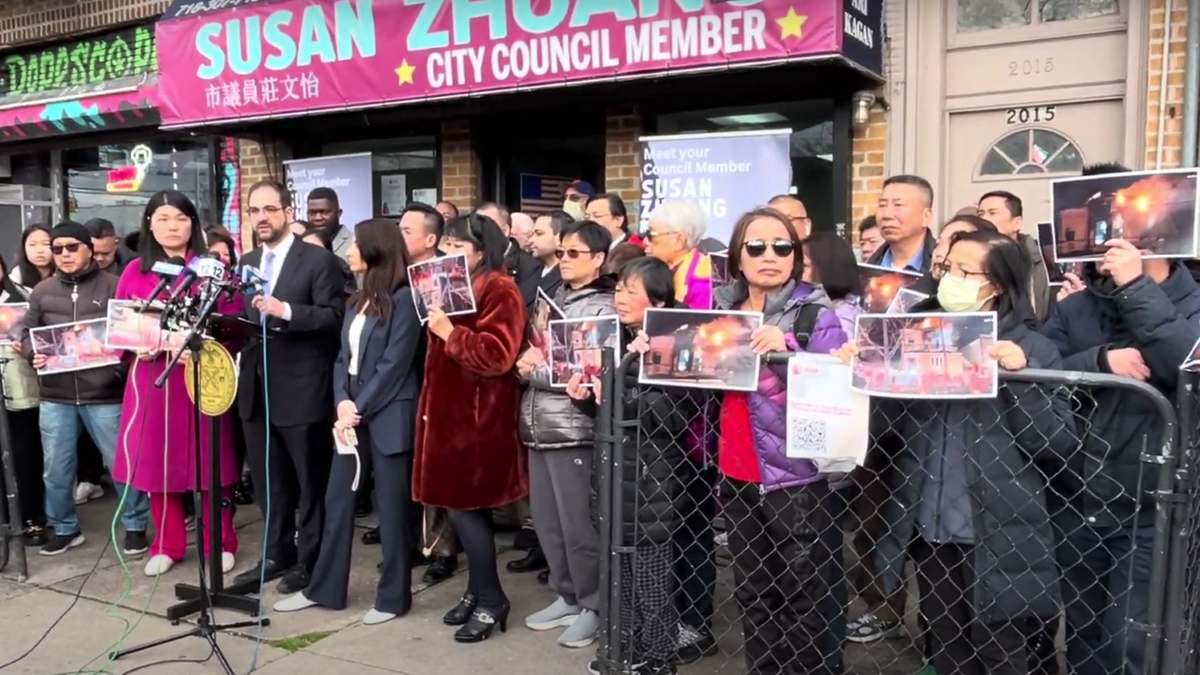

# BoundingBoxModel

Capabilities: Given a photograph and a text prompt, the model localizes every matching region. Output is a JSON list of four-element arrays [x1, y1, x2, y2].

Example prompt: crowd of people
[[0, 164, 1186, 675]]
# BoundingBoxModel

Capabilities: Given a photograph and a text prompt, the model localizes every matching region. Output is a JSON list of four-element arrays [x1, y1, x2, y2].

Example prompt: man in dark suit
[[476, 202, 542, 311], [232, 180, 346, 594]]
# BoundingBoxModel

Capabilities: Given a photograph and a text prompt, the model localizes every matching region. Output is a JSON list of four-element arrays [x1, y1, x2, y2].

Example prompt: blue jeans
[[40, 402, 149, 536], [1059, 523, 1154, 675]]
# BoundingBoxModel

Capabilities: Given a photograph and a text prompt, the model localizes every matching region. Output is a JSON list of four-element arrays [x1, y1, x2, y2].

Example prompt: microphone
[[163, 256, 206, 305], [237, 265, 268, 295], [142, 256, 187, 308], [191, 255, 228, 283]]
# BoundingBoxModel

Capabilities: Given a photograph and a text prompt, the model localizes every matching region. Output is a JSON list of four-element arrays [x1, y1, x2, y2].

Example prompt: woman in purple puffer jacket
[[711, 208, 850, 675]]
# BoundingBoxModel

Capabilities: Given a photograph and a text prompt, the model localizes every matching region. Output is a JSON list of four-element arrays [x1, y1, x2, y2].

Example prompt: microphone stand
[[111, 283, 266, 675]]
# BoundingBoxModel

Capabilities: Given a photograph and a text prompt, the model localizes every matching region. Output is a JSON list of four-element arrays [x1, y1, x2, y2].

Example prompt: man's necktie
[[261, 250, 275, 298]]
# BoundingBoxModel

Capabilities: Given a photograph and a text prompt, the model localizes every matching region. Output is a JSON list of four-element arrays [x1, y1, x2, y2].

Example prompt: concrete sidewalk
[[0, 494, 929, 675]]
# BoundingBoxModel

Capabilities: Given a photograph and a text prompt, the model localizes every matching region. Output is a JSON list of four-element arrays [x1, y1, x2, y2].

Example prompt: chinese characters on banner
[[205, 72, 321, 110]]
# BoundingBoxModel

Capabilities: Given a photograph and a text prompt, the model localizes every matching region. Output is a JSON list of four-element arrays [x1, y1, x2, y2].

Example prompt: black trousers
[[76, 430, 105, 485], [447, 508, 507, 610], [243, 417, 333, 571], [910, 538, 1029, 675], [308, 436, 414, 615], [8, 408, 44, 526], [674, 462, 716, 632], [722, 478, 834, 675]]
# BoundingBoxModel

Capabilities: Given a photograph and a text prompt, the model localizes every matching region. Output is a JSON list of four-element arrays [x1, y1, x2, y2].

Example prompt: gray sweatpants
[[529, 448, 601, 611]]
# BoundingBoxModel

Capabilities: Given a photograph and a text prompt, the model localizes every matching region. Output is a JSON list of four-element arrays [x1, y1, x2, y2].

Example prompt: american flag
[[520, 173, 574, 216]]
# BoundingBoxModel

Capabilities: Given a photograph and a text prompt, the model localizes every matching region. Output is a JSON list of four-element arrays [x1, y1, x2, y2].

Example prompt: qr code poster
[[785, 352, 869, 468]]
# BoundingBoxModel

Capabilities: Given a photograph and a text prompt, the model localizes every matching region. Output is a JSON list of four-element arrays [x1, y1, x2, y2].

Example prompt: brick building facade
[[0, 0, 1191, 247]]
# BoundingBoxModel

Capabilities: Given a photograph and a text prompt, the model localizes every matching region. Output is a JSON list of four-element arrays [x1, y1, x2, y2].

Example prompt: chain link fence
[[593, 350, 1187, 675]]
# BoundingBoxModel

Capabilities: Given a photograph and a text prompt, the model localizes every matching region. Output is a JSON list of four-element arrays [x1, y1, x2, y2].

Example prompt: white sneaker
[[74, 482, 103, 505], [363, 609, 397, 626], [558, 609, 599, 648], [273, 593, 318, 613], [144, 554, 175, 577], [525, 597, 581, 631], [221, 552, 236, 574]]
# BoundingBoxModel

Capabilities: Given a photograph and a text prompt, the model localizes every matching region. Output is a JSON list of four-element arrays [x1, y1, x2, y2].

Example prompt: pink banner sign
[[156, 0, 839, 126]]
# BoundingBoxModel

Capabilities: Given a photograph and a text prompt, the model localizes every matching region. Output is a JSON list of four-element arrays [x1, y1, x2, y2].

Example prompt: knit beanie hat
[[51, 221, 93, 250]]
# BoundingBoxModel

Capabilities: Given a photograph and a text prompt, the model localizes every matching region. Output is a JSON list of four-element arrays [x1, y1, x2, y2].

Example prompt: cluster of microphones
[[140, 254, 268, 332]]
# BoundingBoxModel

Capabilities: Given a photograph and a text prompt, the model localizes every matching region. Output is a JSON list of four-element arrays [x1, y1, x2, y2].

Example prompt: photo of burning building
[[858, 263, 924, 313], [526, 290, 563, 352], [1051, 168, 1200, 261], [408, 254, 476, 321], [640, 309, 763, 391], [852, 313, 998, 399], [547, 316, 621, 387]]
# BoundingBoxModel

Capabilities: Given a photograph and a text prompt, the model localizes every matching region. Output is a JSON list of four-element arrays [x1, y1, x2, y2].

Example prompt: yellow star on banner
[[395, 60, 416, 86], [776, 8, 808, 39]]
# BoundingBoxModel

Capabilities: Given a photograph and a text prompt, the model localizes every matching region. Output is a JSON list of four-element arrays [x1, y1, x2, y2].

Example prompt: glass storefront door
[[0, 183, 54, 266], [64, 140, 215, 236]]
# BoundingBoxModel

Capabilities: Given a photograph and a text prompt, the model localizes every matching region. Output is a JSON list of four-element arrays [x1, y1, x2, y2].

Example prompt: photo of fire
[[852, 312, 998, 399], [29, 318, 122, 376], [407, 254, 476, 322], [887, 288, 929, 314], [858, 263, 923, 313], [526, 288, 563, 352], [640, 309, 763, 391], [0, 302, 28, 346], [547, 315, 621, 387], [1036, 222, 1086, 285], [1050, 168, 1200, 261]]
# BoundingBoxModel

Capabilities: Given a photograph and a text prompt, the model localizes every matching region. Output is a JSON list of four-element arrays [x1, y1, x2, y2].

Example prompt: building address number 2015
[[1006, 105, 1057, 125]]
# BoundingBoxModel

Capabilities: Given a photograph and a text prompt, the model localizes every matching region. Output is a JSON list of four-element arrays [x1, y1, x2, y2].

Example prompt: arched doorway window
[[978, 128, 1085, 176]]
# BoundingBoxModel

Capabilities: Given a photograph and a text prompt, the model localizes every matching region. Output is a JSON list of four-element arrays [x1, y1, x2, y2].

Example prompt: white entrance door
[[947, 99, 1126, 234]]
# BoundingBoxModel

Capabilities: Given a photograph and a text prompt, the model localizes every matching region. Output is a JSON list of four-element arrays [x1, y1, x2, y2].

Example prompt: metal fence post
[[0, 354, 27, 580], [1161, 372, 1200, 675], [594, 348, 622, 675]]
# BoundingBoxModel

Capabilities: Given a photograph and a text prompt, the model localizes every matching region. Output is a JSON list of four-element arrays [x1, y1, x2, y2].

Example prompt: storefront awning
[[0, 74, 160, 141], [155, 0, 883, 129]]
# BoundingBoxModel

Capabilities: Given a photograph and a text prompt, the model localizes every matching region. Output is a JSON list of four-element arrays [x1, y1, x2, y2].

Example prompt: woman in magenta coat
[[111, 190, 242, 577]]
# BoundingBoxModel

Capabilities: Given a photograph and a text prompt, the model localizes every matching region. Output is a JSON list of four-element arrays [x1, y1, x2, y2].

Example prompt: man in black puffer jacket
[[1041, 208, 1200, 674], [19, 222, 150, 558]]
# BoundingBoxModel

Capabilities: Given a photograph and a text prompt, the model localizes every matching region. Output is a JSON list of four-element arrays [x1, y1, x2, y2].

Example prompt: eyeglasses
[[742, 238, 795, 258], [51, 243, 82, 255], [566, 193, 589, 203], [644, 229, 681, 242], [555, 248, 598, 260], [245, 206, 284, 217], [934, 262, 988, 280]]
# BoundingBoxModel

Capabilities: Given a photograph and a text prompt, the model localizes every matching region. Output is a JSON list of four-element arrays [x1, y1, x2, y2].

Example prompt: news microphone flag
[[191, 257, 227, 280]]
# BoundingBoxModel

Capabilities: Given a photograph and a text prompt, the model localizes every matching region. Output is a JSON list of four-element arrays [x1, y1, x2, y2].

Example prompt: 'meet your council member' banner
[[285, 153, 374, 230], [639, 130, 792, 245], [155, 0, 840, 125]]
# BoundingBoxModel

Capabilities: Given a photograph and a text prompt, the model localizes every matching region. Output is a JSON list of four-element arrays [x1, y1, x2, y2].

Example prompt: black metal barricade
[[594, 352, 1182, 675]]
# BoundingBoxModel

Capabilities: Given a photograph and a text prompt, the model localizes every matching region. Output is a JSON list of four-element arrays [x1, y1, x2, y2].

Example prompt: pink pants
[[149, 489, 239, 561]]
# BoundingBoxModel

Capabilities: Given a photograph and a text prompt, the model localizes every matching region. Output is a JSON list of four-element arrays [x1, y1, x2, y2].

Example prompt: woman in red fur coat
[[414, 211, 528, 644]]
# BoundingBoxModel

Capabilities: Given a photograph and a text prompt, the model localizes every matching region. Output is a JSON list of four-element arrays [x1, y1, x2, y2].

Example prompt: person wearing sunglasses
[[18, 221, 150, 557], [711, 207, 852, 675], [515, 220, 614, 649], [643, 199, 713, 311]]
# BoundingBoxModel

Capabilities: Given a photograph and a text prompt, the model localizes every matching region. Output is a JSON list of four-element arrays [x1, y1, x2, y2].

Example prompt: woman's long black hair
[[443, 212, 508, 273], [0, 252, 27, 300], [350, 219, 411, 319], [802, 232, 859, 300], [17, 223, 52, 288], [946, 229, 1037, 326], [139, 190, 208, 274], [617, 256, 680, 314]]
